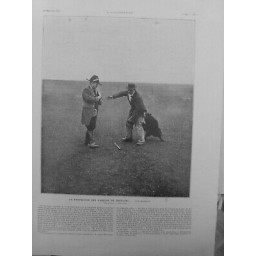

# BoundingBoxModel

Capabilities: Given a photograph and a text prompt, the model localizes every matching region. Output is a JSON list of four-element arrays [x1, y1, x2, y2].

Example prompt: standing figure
[[108, 83, 147, 145], [81, 75, 103, 148]]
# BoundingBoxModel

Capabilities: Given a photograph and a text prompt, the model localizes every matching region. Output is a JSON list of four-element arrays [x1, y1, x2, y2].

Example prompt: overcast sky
[[43, 16, 195, 84]]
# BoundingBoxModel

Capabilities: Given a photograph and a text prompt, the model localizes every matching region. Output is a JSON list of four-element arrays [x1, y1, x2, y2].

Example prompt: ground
[[41, 80, 193, 197]]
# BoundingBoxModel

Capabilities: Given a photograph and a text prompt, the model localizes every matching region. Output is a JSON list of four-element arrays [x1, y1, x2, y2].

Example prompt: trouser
[[85, 116, 97, 144], [126, 114, 145, 142]]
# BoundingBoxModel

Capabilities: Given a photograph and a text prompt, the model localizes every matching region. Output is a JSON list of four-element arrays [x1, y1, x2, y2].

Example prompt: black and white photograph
[[41, 16, 195, 197]]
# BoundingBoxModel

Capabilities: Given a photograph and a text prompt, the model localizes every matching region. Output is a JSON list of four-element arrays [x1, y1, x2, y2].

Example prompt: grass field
[[41, 80, 193, 197]]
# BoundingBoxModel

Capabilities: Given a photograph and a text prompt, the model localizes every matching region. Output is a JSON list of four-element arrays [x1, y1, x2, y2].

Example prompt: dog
[[142, 113, 164, 141]]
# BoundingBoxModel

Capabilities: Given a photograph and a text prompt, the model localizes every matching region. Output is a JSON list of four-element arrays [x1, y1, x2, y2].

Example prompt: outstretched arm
[[108, 90, 128, 99]]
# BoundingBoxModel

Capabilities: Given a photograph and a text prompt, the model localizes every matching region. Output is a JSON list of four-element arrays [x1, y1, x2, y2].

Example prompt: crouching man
[[108, 83, 147, 146]]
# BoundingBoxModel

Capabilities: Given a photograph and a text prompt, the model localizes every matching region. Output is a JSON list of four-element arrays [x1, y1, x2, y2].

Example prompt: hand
[[92, 108, 98, 116], [107, 96, 113, 99]]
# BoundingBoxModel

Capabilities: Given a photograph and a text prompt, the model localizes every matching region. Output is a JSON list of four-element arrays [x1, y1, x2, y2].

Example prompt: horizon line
[[42, 78, 194, 86]]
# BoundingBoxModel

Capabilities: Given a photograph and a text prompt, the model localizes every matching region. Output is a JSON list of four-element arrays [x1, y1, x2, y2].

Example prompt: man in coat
[[108, 83, 147, 145], [81, 75, 103, 148]]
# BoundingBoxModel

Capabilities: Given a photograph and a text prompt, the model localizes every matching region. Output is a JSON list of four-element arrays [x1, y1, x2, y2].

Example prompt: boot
[[88, 142, 100, 148], [122, 137, 133, 142]]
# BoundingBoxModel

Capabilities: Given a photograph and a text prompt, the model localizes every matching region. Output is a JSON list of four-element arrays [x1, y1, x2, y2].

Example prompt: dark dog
[[142, 113, 164, 141]]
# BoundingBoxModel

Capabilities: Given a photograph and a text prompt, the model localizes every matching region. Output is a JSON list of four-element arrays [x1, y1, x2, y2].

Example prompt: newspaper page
[[32, 0, 223, 255]]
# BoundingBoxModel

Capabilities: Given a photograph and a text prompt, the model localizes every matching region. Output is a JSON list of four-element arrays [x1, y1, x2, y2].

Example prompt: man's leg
[[84, 131, 90, 145], [123, 121, 133, 141], [122, 111, 134, 142], [136, 117, 145, 145], [86, 116, 99, 148]]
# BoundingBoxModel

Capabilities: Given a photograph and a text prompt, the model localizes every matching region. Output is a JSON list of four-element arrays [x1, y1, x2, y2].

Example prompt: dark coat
[[112, 90, 147, 121], [81, 86, 101, 126]]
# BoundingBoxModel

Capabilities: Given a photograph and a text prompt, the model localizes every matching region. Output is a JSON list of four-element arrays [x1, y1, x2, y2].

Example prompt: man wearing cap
[[81, 75, 103, 148], [108, 83, 147, 145]]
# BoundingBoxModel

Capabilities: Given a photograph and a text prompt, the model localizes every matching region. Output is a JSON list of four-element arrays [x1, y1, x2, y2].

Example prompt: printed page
[[32, 0, 223, 255]]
